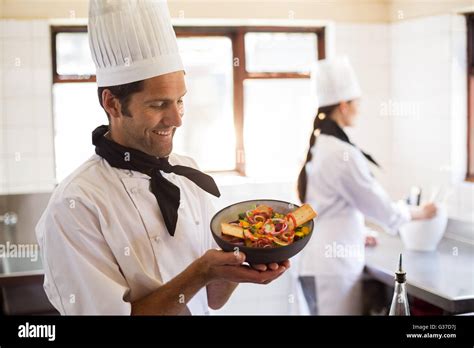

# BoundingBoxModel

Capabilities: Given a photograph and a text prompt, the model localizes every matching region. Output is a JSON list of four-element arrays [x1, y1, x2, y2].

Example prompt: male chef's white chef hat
[[311, 56, 362, 108], [88, 0, 184, 87]]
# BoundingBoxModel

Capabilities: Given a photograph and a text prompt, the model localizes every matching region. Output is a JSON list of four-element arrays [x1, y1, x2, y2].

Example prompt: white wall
[[329, 16, 474, 225], [389, 14, 474, 224], [0, 20, 55, 194], [334, 23, 393, 191]]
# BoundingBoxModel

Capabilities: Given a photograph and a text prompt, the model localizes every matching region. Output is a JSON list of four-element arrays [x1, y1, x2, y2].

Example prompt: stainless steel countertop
[[365, 233, 474, 314], [0, 255, 44, 286], [0, 225, 44, 286]]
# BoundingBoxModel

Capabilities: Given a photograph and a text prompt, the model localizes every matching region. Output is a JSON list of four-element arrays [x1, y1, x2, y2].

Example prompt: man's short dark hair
[[97, 80, 145, 120]]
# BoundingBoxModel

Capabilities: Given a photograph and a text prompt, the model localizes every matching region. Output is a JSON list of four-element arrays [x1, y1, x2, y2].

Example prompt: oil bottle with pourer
[[389, 253, 410, 316]]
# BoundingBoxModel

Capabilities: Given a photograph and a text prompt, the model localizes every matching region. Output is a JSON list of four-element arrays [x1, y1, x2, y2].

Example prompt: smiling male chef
[[36, 0, 289, 315]]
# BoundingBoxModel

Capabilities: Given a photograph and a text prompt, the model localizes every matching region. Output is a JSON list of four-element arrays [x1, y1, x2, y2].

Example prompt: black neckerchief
[[319, 119, 380, 168], [92, 125, 220, 236]]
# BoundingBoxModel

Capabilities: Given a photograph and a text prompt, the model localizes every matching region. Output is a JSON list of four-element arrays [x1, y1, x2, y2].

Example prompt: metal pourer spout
[[395, 253, 406, 283]]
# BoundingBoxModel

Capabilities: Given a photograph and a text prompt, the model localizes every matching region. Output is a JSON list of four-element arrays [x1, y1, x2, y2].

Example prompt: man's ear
[[102, 89, 122, 119]]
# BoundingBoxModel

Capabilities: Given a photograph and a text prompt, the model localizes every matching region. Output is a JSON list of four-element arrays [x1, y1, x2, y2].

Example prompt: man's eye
[[151, 102, 165, 108], [177, 99, 184, 105]]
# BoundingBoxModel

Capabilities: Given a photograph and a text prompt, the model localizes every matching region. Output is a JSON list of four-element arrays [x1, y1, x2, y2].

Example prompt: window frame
[[467, 15, 474, 182], [51, 26, 96, 83], [51, 25, 325, 175]]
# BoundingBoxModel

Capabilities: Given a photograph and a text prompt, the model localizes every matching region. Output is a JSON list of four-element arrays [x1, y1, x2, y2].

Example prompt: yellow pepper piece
[[301, 226, 310, 235], [239, 220, 250, 228], [295, 231, 305, 238]]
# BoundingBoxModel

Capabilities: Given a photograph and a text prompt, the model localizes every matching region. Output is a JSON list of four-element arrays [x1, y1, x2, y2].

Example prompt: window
[[173, 37, 236, 171], [52, 26, 324, 180], [245, 32, 318, 73], [52, 26, 95, 83], [240, 30, 320, 179], [55, 32, 95, 77], [467, 15, 474, 181], [175, 26, 325, 180], [52, 27, 105, 182]]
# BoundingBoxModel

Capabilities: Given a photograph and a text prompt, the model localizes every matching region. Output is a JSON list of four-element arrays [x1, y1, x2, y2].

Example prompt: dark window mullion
[[467, 15, 474, 181], [232, 29, 246, 175]]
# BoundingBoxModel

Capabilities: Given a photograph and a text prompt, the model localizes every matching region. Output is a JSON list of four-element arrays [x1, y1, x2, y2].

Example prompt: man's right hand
[[198, 249, 289, 285]]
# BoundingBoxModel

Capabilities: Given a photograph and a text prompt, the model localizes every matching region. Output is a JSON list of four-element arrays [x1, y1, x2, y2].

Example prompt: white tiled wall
[[334, 23, 393, 191], [0, 20, 55, 194], [389, 14, 474, 224]]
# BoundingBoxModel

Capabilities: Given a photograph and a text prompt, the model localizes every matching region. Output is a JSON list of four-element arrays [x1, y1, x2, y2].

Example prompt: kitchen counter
[[0, 255, 44, 286], [365, 233, 474, 314], [0, 225, 44, 286], [1, 227, 473, 313], [0, 253, 56, 315], [0, 226, 56, 314]]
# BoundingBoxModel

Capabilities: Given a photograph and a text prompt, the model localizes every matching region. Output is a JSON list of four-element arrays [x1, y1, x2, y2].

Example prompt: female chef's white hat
[[88, 0, 184, 87], [311, 56, 362, 108]]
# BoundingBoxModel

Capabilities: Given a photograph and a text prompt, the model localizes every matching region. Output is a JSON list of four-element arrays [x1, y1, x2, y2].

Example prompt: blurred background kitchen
[[0, 0, 473, 315]]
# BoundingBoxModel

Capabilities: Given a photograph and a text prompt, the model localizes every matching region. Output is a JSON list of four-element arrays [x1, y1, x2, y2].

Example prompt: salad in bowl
[[210, 200, 317, 264]]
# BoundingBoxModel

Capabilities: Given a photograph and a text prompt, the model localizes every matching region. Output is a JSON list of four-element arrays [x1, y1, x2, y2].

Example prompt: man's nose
[[164, 102, 183, 128]]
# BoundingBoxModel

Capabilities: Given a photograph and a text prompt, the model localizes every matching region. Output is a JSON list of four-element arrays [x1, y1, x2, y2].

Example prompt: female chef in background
[[297, 56, 437, 315]]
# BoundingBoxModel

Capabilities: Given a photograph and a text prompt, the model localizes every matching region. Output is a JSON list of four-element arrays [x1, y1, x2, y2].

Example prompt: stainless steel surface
[[0, 193, 52, 245], [0, 255, 44, 286], [365, 233, 474, 314], [445, 218, 474, 244], [0, 223, 53, 314], [0, 224, 44, 286], [0, 256, 43, 275], [0, 212, 18, 226]]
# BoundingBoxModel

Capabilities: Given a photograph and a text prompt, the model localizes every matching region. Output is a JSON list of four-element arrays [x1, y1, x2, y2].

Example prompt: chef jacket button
[[131, 187, 138, 194], [153, 236, 160, 242], [195, 220, 200, 225]]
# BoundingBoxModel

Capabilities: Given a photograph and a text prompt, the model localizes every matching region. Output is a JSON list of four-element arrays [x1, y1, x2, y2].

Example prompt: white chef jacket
[[298, 134, 410, 314], [300, 134, 411, 276], [36, 153, 217, 315]]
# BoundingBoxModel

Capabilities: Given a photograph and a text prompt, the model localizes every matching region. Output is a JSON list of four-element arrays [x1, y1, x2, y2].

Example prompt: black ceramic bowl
[[210, 199, 315, 264]]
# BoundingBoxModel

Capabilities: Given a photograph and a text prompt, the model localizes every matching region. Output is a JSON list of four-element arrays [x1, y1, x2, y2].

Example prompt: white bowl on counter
[[399, 205, 448, 251]]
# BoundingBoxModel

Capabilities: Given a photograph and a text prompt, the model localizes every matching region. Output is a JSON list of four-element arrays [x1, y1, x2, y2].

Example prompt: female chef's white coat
[[299, 134, 410, 315], [36, 153, 216, 315]]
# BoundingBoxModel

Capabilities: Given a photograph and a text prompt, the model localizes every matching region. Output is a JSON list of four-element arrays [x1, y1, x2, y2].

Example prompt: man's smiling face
[[106, 71, 186, 158]]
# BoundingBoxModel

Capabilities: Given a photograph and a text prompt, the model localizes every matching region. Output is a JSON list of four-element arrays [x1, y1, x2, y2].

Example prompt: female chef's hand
[[199, 249, 289, 285], [365, 235, 377, 247], [410, 202, 437, 220]]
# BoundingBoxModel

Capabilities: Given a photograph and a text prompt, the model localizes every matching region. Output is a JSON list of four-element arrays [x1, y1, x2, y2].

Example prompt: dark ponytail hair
[[297, 103, 339, 203]]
